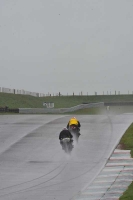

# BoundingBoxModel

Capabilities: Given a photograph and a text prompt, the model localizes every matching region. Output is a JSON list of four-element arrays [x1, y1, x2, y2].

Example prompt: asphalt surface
[[0, 114, 133, 200]]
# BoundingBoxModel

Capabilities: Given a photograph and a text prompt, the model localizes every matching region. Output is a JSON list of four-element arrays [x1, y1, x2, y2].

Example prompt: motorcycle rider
[[59, 127, 73, 140], [67, 117, 81, 130], [59, 127, 73, 150]]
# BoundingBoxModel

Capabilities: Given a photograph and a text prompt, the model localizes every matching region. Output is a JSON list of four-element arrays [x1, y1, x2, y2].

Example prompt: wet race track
[[0, 114, 133, 200]]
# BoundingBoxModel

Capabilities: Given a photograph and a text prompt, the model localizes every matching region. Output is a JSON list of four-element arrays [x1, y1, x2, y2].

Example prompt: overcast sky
[[0, 0, 133, 95]]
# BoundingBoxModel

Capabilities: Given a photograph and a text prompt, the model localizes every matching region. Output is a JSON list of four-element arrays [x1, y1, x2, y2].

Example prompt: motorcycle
[[69, 125, 80, 142], [60, 138, 74, 154]]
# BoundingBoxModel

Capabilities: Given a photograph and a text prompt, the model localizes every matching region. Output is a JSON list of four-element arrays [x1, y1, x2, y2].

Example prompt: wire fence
[[0, 87, 44, 97]]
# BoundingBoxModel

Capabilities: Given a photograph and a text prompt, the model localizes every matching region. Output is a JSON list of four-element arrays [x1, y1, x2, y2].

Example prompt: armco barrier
[[19, 102, 104, 114], [104, 102, 133, 106]]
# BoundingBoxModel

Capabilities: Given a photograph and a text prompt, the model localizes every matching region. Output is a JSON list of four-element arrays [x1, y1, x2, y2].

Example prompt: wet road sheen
[[0, 114, 133, 200]]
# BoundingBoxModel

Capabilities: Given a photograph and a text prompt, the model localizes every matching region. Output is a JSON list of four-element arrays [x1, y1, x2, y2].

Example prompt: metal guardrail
[[19, 102, 104, 114], [104, 102, 133, 106], [2, 102, 133, 114]]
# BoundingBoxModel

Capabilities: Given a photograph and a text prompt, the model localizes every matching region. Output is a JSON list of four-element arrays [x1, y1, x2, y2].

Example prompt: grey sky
[[0, 0, 133, 95]]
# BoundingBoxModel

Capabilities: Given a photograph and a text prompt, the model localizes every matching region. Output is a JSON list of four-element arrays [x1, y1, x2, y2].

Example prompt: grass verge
[[119, 123, 133, 157], [1, 93, 133, 108], [120, 182, 133, 200], [119, 123, 133, 200]]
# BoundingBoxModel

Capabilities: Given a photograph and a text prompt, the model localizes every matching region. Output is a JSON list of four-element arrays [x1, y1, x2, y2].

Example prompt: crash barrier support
[[19, 102, 104, 114]]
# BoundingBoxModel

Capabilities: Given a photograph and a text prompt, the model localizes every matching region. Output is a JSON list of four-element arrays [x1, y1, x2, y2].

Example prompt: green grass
[[1, 93, 133, 109], [0, 93, 43, 108], [119, 123, 133, 157], [120, 182, 133, 200], [119, 123, 133, 200]]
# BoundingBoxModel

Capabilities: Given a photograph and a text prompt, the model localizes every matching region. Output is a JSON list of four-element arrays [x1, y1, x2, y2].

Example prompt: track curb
[[74, 149, 133, 200]]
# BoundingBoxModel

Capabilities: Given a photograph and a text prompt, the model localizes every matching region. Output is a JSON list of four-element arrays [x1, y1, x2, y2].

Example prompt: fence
[[0, 87, 42, 97], [1, 87, 132, 97]]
